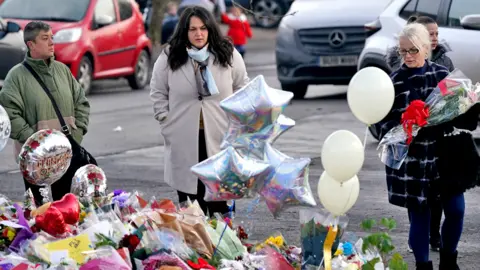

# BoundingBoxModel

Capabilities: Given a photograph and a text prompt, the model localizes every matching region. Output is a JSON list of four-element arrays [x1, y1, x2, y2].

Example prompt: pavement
[[1, 26, 479, 268]]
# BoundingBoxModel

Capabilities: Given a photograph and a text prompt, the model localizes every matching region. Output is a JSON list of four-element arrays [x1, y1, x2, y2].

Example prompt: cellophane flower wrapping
[[378, 69, 480, 169], [80, 246, 131, 270], [142, 251, 192, 270], [300, 209, 348, 270]]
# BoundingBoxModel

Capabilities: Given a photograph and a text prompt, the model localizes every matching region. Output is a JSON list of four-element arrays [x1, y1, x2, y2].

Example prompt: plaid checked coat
[[377, 61, 450, 210]]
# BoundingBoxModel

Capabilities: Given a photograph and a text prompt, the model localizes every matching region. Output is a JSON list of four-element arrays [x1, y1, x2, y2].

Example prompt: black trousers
[[24, 167, 74, 206], [408, 199, 442, 242], [177, 129, 233, 217]]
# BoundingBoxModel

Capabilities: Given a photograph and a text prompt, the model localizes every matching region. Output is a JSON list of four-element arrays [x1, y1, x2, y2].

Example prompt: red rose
[[30, 140, 40, 149], [129, 235, 140, 247], [120, 234, 141, 253]]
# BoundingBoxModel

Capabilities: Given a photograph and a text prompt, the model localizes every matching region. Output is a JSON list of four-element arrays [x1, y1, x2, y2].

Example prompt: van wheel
[[128, 50, 150, 90], [281, 83, 308, 99], [77, 56, 93, 95]]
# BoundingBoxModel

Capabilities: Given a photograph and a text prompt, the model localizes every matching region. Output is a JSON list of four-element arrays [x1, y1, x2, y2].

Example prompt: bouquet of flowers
[[378, 69, 480, 169], [300, 209, 348, 270]]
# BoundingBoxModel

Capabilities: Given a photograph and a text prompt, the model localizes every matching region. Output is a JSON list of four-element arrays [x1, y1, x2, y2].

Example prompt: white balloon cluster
[[317, 67, 395, 217]]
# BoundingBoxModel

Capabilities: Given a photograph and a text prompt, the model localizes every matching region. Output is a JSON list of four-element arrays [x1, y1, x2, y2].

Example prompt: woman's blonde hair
[[398, 23, 431, 59]]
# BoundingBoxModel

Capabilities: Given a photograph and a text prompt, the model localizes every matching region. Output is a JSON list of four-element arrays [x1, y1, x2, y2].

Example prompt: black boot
[[439, 250, 460, 270], [416, 261, 433, 270]]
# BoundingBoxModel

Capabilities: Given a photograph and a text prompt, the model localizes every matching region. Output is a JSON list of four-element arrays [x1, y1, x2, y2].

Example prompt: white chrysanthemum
[[458, 96, 470, 114]]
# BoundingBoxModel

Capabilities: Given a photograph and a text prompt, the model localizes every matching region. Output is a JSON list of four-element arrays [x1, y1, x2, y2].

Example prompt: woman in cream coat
[[150, 6, 249, 216]]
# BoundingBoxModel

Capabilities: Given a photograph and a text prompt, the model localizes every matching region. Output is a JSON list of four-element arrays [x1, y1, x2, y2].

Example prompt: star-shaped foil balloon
[[220, 75, 293, 137], [259, 143, 317, 218], [191, 146, 272, 202], [232, 115, 295, 159]]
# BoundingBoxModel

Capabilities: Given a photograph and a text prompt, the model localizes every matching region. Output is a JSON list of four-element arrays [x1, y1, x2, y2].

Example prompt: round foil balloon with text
[[0, 105, 11, 152], [19, 129, 72, 186], [71, 164, 108, 198]]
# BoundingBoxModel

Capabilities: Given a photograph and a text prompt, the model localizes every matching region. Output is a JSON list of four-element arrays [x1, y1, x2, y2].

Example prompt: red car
[[0, 0, 152, 94]]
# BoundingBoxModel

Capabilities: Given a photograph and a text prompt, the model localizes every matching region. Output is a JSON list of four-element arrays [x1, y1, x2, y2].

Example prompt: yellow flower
[[274, 236, 284, 247], [334, 248, 343, 256], [263, 235, 285, 248], [6, 227, 16, 241]]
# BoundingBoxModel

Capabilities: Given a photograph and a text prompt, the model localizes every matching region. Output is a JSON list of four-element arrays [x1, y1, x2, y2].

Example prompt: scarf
[[187, 45, 219, 97]]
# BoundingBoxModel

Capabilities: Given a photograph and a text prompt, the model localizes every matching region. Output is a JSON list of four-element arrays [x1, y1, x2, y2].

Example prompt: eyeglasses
[[398, 48, 420, 56]]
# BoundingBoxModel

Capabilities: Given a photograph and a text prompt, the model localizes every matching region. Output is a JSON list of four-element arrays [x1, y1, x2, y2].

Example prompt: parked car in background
[[178, 0, 292, 28], [0, 0, 152, 95], [275, 0, 392, 99], [225, 0, 293, 29], [0, 19, 25, 89], [358, 0, 480, 140]]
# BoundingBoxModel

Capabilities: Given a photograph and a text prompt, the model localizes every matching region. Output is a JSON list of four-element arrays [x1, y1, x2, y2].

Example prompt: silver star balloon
[[191, 146, 272, 202], [259, 143, 317, 218], [231, 115, 295, 159], [220, 75, 293, 135]]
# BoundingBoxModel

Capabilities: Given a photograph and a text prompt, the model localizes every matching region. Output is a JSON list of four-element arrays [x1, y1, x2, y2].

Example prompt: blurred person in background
[[219, 0, 252, 58], [0, 21, 90, 205], [161, 1, 179, 44], [150, 6, 248, 216], [386, 15, 455, 254]]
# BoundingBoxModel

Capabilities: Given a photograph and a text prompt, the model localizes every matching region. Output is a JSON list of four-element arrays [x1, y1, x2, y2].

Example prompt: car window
[[0, 0, 89, 21], [399, 0, 442, 21], [399, 0, 417, 19], [94, 0, 117, 25], [118, 0, 133, 21], [448, 0, 480, 27], [416, 0, 441, 20]]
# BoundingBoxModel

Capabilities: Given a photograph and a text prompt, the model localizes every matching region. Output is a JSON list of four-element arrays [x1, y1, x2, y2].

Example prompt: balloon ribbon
[[323, 225, 338, 270], [401, 100, 429, 144]]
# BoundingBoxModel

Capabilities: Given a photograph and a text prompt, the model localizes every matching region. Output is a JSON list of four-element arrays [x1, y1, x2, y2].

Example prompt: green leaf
[[380, 217, 397, 231], [389, 253, 409, 270], [361, 219, 376, 231], [362, 258, 381, 270]]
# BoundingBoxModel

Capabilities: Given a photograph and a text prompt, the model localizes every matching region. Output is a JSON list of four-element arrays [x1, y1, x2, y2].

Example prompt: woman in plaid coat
[[377, 23, 479, 270]]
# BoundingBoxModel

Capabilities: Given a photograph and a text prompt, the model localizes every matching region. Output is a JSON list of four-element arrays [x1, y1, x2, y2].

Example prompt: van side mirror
[[460, 14, 480, 30], [6, 21, 20, 33]]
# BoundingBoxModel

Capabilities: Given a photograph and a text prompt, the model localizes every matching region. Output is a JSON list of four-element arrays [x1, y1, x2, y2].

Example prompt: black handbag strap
[[22, 62, 71, 136]]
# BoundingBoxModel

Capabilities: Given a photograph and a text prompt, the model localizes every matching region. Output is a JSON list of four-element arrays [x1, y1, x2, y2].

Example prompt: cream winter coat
[[150, 48, 249, 194]]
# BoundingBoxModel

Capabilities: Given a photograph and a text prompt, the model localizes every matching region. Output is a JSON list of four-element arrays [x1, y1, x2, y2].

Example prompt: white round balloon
[[317, 172, 360, 216], [347, 67, 395, 125], [321, 130, 364, 183]]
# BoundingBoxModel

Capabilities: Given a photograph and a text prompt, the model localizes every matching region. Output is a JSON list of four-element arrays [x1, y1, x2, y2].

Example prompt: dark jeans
[[235, 45, 245, 58], [24, 167, 74, 206], [408, 198, 443, 243], [409, 193, 465, 263], [177, 129, 233, 217]]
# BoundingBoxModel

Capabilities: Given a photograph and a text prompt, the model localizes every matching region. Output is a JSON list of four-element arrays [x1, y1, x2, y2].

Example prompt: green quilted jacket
[[0, 53, 90, 155]]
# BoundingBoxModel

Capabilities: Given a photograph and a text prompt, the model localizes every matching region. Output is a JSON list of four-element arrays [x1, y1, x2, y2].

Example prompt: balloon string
[[213, 200, 235, 257], [363, 125, 369, 148]]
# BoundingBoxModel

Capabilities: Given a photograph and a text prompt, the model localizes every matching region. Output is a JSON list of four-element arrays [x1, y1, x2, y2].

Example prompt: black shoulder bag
[[22, 62, 97, 173]]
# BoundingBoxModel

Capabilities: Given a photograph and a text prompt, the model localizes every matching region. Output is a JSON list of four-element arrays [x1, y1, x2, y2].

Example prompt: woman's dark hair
[[407, 15, 437, 25], [167, 6, 234, 71]]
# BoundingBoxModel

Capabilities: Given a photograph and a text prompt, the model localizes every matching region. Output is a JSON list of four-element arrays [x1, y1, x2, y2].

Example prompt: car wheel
[[252, 0, 287, 29], [369, 124, 380, 141], [128, 50, 150, 90], [281, 83, 308, 99], [77, 56, 93, 95]]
